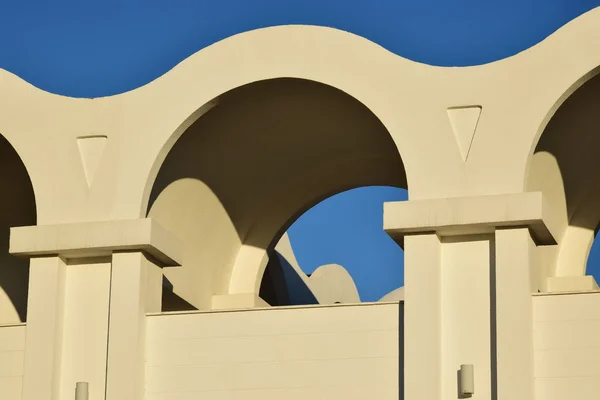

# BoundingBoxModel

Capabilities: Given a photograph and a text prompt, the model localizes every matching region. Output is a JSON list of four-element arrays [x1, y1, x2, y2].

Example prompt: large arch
[[526, 69, 600, 286], [146, 78, 407, 311], [0, 134, 36, 323], [510, 9, 600, 199]]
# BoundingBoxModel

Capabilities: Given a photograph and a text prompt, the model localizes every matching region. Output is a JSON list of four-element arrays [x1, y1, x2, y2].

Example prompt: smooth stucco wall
[[59, 261, 111, 400], [533, 292, 600, 399], [0, 324, 25, 400], [441, 237, 492, 399], [145, 303, 401, 400]]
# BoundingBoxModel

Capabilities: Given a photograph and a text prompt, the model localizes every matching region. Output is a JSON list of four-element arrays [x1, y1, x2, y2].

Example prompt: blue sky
[[289, 187, 407, 302], [1, 1, 599, 299], [0, 1, 598, 97]]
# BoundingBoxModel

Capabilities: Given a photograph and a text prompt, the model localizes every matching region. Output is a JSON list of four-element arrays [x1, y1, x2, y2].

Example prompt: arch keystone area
[[77, 135, 107, 188], [447, 105, 482, 162]]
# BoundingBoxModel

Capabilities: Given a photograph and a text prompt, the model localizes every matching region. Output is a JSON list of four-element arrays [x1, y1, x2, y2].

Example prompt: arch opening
[[147, 78, 408, 311], [0, 135, 36, 323], [259, 185, 407, 307], [526, 72, 600, 289]]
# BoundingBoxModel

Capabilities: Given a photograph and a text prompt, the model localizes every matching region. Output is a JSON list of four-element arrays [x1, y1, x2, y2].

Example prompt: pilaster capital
[[9, 218, 182, 266], [384, 192, 558, 245]]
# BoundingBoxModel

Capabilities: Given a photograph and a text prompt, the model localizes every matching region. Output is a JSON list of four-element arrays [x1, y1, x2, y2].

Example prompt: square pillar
[[385, 192, 557, 400], [402, 234, 494, 400], [59, 257, 112, 400], [403, 233, 442, 400], [105, 251, 162, 400], [494, 228, 537, 400], [21, 256, 66, 400], [440, 235, 494, 399], [10, 218, 182, 400]]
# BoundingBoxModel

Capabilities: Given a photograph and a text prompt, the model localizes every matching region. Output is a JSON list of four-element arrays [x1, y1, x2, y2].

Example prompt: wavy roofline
[[0, 7, 599, 99]]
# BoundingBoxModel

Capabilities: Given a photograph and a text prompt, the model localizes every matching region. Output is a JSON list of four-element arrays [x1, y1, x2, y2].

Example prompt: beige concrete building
[[2, 8, 600, 400]]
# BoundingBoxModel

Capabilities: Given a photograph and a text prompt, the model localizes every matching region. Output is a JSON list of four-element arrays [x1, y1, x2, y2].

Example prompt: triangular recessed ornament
[[77, 135, 107, 188], [447, 106, 482, 162]]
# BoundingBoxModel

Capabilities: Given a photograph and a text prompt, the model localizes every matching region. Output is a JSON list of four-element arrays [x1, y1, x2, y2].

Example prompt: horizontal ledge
[[384, 192, 558, 245], [9, 218, 182, 266], [211, 294, 271, 310], [148, 300, 396, 317], [545, 276, 599, 293]]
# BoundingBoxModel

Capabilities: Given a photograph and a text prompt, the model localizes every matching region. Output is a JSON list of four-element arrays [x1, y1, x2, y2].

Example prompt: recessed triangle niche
[[447, 106, 482, 162], [77, 135, 107, 188]]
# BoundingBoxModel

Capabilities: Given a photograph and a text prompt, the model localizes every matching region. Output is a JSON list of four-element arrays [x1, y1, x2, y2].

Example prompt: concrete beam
[[9, 218, 182, 266], [384, 192, 558, 245]]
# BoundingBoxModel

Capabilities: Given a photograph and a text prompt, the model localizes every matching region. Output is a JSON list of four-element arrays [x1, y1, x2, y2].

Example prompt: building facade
[[1, 5, 600, 400]]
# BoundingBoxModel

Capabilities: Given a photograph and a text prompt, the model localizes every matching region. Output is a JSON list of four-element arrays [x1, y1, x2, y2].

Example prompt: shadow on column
[[162, 276, 197, 312]]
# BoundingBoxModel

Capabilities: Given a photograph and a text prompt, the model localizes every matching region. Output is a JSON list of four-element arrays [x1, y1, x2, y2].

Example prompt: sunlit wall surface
[[2, 1, 600, 298]]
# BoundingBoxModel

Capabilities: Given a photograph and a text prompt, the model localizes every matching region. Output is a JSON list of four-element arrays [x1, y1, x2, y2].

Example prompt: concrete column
[[21, 256, 66, 400], [404, 233, 442, 400], [385, 193, 556, 400], [11, 219, 181, 400], [440, 235, 493, 400], [404, 234, 493, 400], [59, 258, 112, 400], [105, 252, 162, 400], [21, 256, 114, 400], [495, 228, 537, 400]]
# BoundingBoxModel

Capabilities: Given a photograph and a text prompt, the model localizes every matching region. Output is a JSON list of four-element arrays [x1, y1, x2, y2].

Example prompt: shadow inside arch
[[527, 71, 600, 282], [146, 78, 407, 311], [0, 134, 36, 323]]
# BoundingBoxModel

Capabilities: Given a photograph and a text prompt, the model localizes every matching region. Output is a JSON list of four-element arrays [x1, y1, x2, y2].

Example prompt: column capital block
[[384, 192, 558, 245], [9, 218, 182, 266]]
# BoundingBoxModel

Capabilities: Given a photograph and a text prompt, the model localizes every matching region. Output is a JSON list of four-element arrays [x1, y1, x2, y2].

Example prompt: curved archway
[[259, 185, 407, 307], [527, 66, 600, 163], [0, 135, 36, 323], [526, 71, 600, 287], [146, 78, 407, 311]]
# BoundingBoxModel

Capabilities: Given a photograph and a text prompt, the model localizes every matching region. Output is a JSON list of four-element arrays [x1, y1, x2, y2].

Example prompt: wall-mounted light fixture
[[75, 382, 89, 400], [460, 364, 475, 397]]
